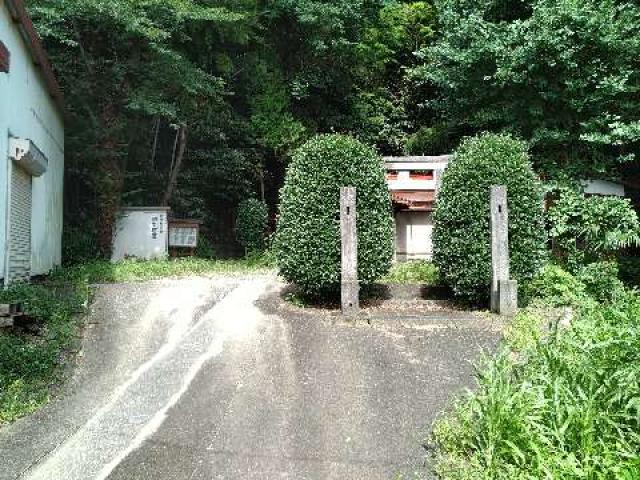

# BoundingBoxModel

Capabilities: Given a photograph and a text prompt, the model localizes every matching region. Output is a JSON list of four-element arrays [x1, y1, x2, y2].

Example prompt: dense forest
[[27, 0, 640, 261]]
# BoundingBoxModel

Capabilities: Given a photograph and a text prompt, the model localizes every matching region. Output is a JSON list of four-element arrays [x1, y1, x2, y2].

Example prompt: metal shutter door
[[8, 165, 32, 283]]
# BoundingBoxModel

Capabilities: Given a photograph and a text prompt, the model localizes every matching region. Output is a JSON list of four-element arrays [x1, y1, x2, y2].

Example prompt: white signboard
[[169, 226, 198, 248]]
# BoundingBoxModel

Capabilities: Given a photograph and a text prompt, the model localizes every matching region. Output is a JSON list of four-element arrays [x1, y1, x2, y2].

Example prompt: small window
[[386, 170, 399, 181], [409, 170, 434, 180]]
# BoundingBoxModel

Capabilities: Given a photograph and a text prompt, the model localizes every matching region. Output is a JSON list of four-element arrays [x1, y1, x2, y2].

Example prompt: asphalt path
[[0, 275, 501, 480]]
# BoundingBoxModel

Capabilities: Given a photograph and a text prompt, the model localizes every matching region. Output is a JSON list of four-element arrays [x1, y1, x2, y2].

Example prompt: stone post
[[341, 187, 359, 315], [491, 186, 517, 315]]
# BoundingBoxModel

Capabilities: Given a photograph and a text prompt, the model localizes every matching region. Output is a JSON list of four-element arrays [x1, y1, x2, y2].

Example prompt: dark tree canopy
[[412, 0, 640, 178], [26, 0, 640, 263]]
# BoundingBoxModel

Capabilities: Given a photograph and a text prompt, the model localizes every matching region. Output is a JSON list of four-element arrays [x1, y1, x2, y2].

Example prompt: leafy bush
[[433, 289, 640, 480], [62, 225, 100, 266], [235, 199, 269, 254], [195, 234, 216, 259], [275, 134, 394, 297], [548, 188, 640, 271], [404, 124, 457, 155], [433, 133, 546, 302], [524, 264, 587, 307], [577, 261, 625, 304]]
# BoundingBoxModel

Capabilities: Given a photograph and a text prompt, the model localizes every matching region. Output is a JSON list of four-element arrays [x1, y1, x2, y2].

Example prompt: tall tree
[[29, 0, 253, 256], [412, 0, 640, 178]]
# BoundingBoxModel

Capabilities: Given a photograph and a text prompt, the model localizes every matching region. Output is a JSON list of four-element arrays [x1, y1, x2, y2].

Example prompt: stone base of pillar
[[341, 280, 360, 316], [498, 279, 518, 316]]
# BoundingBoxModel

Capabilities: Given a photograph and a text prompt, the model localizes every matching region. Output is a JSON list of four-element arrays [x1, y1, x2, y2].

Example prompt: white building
[[582, 179, 625, 198], [0, 0, 64, 284], [384, 155, 451, 261]]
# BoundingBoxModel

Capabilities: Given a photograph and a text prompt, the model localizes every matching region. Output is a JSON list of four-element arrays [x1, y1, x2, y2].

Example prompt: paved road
[[0, 276, 501, 480]]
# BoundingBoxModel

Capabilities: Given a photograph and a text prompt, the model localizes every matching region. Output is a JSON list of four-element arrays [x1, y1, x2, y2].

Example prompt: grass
[[0, 283, 86, 424], [432, 265, 640, 479], [381, 260, 440, 285], [0, 253, 274, 424], [52, 254, 275, 285]]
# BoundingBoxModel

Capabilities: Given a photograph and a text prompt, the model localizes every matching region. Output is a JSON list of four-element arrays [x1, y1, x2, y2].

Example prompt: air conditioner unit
[[8, 138, 48, 177]]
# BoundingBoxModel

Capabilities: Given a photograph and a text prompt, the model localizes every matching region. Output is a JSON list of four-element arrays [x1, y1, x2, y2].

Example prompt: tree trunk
[[96, 153, 124, 258], [95, 105, 126, 258], [162, 125, 187, 207]]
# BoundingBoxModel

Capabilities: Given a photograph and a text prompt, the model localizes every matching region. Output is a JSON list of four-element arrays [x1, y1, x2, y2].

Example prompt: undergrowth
[[0, 284, 86, 423], [381, 261, 440, 285], [52, 254, 275, 284], [432, 265, 640, 479]]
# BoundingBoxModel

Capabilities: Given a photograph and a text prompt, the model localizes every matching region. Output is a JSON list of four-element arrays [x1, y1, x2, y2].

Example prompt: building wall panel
[[1, 2, 64, 282]]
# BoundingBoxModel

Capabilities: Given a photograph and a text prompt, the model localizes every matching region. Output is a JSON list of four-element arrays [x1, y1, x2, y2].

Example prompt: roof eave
[[5, 0, 64, 114]]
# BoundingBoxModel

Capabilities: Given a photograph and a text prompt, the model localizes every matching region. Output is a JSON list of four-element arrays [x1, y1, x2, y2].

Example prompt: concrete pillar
[[498, 279, 518, 316], [491, 186, 511, 313], [341, 187, 359, 316]]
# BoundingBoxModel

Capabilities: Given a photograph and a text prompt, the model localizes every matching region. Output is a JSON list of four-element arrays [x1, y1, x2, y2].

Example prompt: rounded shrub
[[275, 134, 394, 297], [235, 198, 269, 254], [433, 133, 546, 302]]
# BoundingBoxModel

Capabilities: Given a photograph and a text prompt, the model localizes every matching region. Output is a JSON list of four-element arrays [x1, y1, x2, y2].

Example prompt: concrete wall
[[111, 209, 170, 262], [395, 211, 433, 261], [583, 180, 625, 197], [0, 3, 64, 279]]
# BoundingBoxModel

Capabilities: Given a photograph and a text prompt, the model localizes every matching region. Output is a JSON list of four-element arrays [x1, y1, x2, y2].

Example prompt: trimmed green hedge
[[433, 133, 546, 302], [275, 134, 394, 297]]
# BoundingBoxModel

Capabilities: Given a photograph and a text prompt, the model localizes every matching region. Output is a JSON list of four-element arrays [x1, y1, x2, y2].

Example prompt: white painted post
[[490, 186, 517, 314], [341, 187, 359, 315]]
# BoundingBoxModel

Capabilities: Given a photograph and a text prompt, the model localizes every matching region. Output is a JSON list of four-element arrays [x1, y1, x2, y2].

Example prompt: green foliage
[[28, 0, 441, 262], [235, 199, 269, 254], [62, 225, 100, 266], [263, 0, 438, 154], [577, 261, 625, 305], [503, 308, 547, 353], [433, 133, 547, 302], [249, 68, 308, 155], [413, 0, 640, 176], [194, 234, 216, 259], [524, 264, 586, 307], [619, 255, 640, 288], [0, 284, 86, 423], [433, 287, 640, 480], [275, 134, 394, 297], [30, 0, 260, 258], [548, 188, 640, 271], [382, 261, 440, 285], [405, 124, 459, 155], [351, 1, 438, 152]]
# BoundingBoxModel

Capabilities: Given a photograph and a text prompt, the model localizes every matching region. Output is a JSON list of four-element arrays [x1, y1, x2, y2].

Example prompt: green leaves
[[274, 134, 394, 298], [434, 281, 640, 480], [433, 133, 547, 302], [235, 199, 269, 254], [413, 0, 640, 176], [548, 188, 640, 270]]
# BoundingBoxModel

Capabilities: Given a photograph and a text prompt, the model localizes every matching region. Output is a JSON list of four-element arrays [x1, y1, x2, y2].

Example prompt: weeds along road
[[0, 275, 500, 480]]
